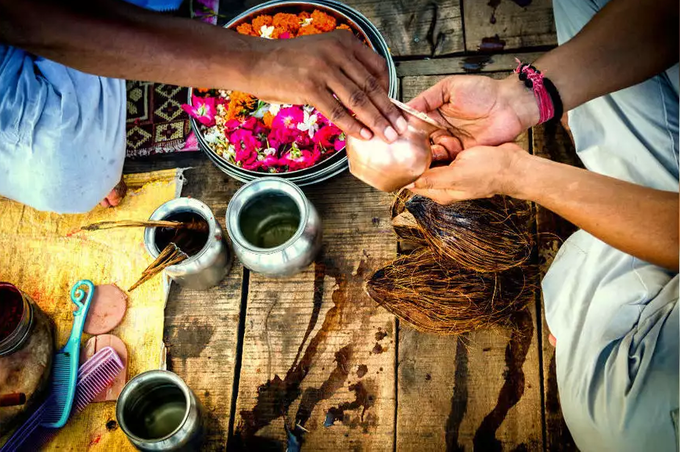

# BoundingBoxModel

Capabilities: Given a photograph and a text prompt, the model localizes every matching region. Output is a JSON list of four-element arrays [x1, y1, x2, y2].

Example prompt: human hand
[[407, 75, 540, 156], [251, 31, 406, 142], [406, 143, 527, 204]]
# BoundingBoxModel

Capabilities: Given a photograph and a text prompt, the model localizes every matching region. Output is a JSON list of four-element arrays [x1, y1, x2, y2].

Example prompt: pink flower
[[280, 31, 292, 39], [280, 144, 320, 171], [182, 94, 216, 127], [272, 106, 304, 130], [229, 129, 263, 167], [313, 125, 345, 152]]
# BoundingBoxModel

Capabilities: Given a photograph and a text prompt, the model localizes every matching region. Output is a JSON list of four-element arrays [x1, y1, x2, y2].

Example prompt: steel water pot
[[116, 370, 205, 451], [226, 178, 322, 277], [144, 198, 232, 290]]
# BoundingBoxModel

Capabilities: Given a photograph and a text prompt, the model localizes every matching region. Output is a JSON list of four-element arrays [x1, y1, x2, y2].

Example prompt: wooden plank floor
[[123, 0, 581, 450]]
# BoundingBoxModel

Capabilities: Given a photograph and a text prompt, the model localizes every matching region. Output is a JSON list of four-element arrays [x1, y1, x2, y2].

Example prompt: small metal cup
[[226, 178, 322, 277], [116, 370, 205, 451], [144, 198, 232, 290]]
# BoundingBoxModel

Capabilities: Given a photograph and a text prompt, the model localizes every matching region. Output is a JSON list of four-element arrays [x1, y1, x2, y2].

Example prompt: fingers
[[406, 79, 448, 113], [433, 134, 463, 158], [314, 89, 372, 140], [408, 166, 455, 191], [329, 71, 407, 143], [431, 144, 450, 162], [351, 40, 390, 91]]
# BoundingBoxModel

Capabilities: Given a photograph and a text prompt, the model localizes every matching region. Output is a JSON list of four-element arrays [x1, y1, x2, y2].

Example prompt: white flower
[[297, 110, 320, 138], [260, 25, 275, 39], [268, 103, 282, 117], [204, 129, 222, 144], [303, 105, 315, 114], [301, 17, 313, 27], [225, 144, 236, 159], [263, 147, 277, 156]]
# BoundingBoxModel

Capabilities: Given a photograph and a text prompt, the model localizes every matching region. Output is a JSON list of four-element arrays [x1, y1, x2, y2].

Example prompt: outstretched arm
[[408, 144, 679, 271], [0, 0, 406, 142]]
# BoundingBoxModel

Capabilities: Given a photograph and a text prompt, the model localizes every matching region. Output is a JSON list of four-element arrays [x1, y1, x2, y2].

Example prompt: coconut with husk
[[366, 247, 534, 335], [406, 195, 533, 273], [366, 192, 535, 335]]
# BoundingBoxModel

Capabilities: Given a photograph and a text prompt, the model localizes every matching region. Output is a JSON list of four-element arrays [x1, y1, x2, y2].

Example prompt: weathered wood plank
[[395, 77, 544, 451], [396, 51, 545, 77], [220, 0, 465, 56], [462, 0, 556, 52], [124, 157, 245, 451], [231, 172, 398, 450], [532, 121, 580, 451]]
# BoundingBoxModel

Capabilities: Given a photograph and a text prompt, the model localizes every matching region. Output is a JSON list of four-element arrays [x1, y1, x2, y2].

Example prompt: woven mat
[[125, 0, 219, 158], [0, 169, 184, 451]]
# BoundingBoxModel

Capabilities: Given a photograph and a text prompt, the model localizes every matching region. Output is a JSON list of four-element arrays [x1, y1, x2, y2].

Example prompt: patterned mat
[[126, 81, 197, 157], [125, 0, 218, 158]]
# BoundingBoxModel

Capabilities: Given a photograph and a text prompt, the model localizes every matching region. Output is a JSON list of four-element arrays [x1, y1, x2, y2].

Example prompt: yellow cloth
[[0, 169, 183, 451]]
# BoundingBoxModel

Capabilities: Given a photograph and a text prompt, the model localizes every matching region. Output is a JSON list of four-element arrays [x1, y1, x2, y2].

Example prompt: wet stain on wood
[[164, 322, 215, 359], [375, 329, 388, 341], [445, 334, 469, 452], [357, 364, 368, 378], [480, 35, 507, 52], [324, 381, 375, 427], [295, 344, 353, 428], [473, 309, 533, 451], [488, 0, 501, 24], [237, 257, 376, 444], [372, 343, 384, 354], [461, 55, 493, 72]]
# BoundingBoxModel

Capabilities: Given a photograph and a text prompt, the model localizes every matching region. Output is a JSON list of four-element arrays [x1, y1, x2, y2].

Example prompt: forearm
[[0, 0, 258, 91], [506, 152, 679, 271], [533, 0, 678, 112]]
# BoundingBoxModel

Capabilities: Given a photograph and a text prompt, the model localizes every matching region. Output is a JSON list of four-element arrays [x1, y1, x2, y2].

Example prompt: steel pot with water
[[227, 178, 322, 277]]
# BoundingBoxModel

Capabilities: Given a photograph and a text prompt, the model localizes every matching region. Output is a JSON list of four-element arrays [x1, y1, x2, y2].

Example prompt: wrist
[[498, 76, 541, 130], [498, 147, 534, 199]]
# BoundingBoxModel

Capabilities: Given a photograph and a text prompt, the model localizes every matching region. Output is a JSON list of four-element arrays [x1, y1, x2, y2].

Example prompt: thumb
[[406, 165, 456, 190], [406, 80, 447, 113]]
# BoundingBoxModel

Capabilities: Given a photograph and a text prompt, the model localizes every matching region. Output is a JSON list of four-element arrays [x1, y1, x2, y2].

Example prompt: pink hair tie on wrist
[[514, 58, 560, 124]]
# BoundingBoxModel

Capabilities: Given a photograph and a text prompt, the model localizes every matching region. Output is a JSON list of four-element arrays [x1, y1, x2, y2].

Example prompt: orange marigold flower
[[196, 88, 210, 93], [226, 91, 256, 121], [236, 23, 256, 36], [262, 111, 275, 128], [252, 15, 273, 30], [297, 24, 323, 36], [311, 10, 336, 32], [336, 23, 352, 32], [298, 11, 311, 20], [273, 12, 300, 34]]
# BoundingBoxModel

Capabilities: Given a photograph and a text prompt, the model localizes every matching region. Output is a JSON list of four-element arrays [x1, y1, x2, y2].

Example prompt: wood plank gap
[[459, 0, 467, 59], [226, 268, 251, 450]]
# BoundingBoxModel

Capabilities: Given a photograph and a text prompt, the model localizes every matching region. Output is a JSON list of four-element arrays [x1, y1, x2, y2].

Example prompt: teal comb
[[40, 280, 95, 428]]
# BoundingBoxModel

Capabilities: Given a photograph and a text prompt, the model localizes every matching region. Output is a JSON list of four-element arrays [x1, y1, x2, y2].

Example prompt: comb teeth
[[0, 347, 123, 452], [40, 353, 74, 423]]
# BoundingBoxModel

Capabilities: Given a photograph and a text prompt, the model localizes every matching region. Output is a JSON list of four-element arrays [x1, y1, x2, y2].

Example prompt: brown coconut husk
[[366, 247, 534, 335], [406, 195, 533, 273]]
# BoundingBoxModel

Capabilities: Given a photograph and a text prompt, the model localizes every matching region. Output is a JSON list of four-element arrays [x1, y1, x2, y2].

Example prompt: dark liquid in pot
[[0, 284, 24, 341], [154, 212, 209, 257]]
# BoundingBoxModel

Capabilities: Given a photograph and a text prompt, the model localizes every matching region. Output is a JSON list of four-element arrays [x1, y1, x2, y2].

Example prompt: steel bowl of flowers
[[184, 0, 398, 186]]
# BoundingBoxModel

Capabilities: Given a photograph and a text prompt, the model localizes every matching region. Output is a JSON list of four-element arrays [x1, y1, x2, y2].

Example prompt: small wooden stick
[[79, 220, 208, 233], [128, 243, 188, 292], [0, 393, 26, 407]]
